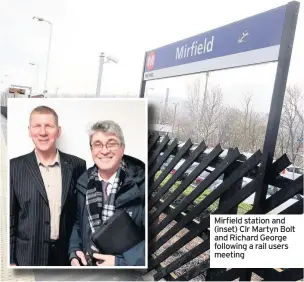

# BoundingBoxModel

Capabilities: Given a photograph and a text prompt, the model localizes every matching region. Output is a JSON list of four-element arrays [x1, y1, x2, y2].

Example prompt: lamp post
[[96, 53, 105, 98], [158, 101, 163, 124], [33, 16, 52, 94], [95, 53, 119, 97], [203, 71, 209, 108], [29, 63, 39, 94], [172, 102, 179, 134]]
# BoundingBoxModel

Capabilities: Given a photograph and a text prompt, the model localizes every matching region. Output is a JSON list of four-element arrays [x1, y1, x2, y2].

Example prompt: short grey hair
[[89, 120, 125, 148]]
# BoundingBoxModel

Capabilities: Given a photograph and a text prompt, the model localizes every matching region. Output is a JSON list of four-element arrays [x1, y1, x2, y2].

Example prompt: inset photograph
[[8, 98, 147, 268]]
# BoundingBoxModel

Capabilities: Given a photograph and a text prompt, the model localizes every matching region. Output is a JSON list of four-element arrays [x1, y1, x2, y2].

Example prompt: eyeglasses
[[91, 141, 121, 151]]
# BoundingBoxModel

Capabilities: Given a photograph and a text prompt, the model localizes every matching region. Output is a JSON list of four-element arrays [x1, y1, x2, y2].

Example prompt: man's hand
[[71, 251, 87, 266], [93, 253, 115, 266]]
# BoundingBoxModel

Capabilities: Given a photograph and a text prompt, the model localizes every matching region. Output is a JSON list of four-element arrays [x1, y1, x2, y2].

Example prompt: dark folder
[[91, 209, 143, 255]]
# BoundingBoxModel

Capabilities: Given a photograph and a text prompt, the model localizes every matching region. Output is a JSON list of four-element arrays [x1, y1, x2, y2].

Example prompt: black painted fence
[[148, 132, 303, 281]]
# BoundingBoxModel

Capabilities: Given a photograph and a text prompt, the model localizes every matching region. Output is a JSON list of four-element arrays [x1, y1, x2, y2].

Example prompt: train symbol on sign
[[238, 30, 249, 43], [146, 51, 156, 71]]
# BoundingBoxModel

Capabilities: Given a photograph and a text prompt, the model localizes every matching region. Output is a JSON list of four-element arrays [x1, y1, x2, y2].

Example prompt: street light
[[172, 102, 179, 134], [203, 71, 210, 108], [158, 101, 163, 124], [29, 63, 39, 94], [33, 16, 52, 94], [95, 53, 119, 97]]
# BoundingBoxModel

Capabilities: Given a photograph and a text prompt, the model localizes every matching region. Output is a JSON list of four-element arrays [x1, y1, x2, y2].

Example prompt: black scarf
[[86, 160, 126, 233]]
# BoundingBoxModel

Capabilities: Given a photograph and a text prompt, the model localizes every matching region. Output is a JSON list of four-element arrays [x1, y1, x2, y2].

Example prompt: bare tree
[[174, 110, 194, 141], [241, 95, 267, 152], [217, 94, 267, 152], [217, 106, 242, 148], [184, 80, 303, 168], [186, 77, 223, 144], [202, 85, 223, 144], [186, 78, 203, 142], [276, 85, 304, 167], [159, 106, 174, 127]]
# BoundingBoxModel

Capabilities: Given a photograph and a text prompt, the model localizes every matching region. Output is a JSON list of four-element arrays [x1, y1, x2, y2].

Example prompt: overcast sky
[[0, 0, 303, 112]]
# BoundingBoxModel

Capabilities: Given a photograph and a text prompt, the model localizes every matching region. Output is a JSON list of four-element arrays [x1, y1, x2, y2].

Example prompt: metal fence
[[148, 132, 303, 281]]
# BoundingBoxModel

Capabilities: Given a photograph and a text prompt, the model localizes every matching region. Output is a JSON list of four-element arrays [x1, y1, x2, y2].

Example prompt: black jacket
[[10, 150, 86, 266], [68, 155, 145, 266]]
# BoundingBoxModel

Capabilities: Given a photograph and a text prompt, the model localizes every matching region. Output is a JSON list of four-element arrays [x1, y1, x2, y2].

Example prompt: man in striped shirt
[[10, 105, 86, 266]]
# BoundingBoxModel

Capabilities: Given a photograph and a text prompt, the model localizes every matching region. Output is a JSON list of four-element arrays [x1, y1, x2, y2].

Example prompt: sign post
[[254, 1, 300, 210], [140, 2, 300, 209]]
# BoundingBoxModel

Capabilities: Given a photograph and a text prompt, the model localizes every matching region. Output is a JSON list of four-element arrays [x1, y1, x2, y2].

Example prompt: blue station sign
[[144, 5, 287, 80]]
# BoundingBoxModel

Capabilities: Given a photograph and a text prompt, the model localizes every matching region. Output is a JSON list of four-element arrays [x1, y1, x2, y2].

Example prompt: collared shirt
[[98, 172, 117, 197], [35, 150, 62, 240]]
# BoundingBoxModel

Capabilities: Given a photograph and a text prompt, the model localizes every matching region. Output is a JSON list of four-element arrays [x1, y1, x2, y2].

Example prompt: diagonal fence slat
[[208, 268, 252, 281], [148, 173, 267, 270], [217, 155, 292, 215], [148, 138, 179, 182], [153, 239, 210, 281], [267, 153, 291, 177], [148, 139, 195, 199], [272, 268, 304, 281], [147, 135, 303, 281], [150, 149, 261, 254], [148, 141, 209, 221], [148, 135, 170, 167], [218, 158, 242, 214], [248, 175, 303, 214], [175, 259, 210, 281], [263, 175, 303, 212], [279, 199, 303, 214], [148, 216, 209, 270], [148, 132, 160, 152], [149, 144, 223, 228], [239, 269, 253, 281], [156, 201, 202, 234], [250, 148, 293, 210], [208, 268, 243, 281], [149, 148, 240, 246], [252, 268, 304, 281], [269, 176, 295, 189], [148, 139, 194, 200]]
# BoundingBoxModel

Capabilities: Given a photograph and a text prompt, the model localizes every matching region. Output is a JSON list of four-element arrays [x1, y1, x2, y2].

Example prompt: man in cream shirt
[[35, 150, 62, 241], [10, 105, 86, 266]]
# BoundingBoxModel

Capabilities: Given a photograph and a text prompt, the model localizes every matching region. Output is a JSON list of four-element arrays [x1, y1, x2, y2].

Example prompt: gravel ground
[[152, 214, 209, 281]]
